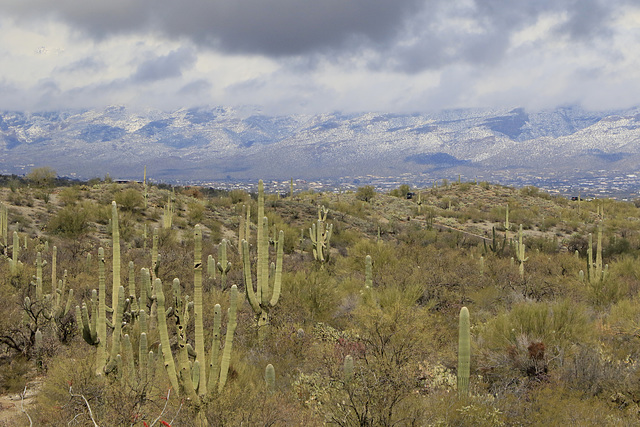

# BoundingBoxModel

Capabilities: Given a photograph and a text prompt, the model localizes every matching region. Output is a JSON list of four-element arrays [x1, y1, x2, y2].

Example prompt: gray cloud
[[55, 56, 105, 74], [557, 0, 613, 40], [132, 48, 197, 82], [0, 0, 629, 73]]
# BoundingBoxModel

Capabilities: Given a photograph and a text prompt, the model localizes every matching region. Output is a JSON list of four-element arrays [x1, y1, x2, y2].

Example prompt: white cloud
[[0, 2, 639, 114]]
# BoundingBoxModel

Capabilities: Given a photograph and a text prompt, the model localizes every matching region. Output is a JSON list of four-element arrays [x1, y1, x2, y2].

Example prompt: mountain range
[[1, 105, 640, 188]]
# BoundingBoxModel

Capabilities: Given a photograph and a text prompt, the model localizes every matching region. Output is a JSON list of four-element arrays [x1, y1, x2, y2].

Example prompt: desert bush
[[477, 299, 594, 393], [114, 187, 144, 212], [355, 185, 376, 202], [47, 205, 91, 238]]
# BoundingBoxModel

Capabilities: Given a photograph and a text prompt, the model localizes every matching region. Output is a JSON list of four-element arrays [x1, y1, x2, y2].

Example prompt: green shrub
[[355, 185, 376, 202]]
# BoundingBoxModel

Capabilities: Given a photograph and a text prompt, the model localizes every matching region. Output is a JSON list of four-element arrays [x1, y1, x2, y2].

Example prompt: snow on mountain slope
[[1, 105, 639, 183]]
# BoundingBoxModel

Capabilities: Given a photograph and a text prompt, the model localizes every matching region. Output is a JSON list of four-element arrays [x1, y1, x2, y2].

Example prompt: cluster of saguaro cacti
[[21, 243, 74, 330], [458, 306, 470, 398], [150, 228, 238, 425], [582, 224, 607, 283], [163, 191, 175, 229], [155, 277, 238, 421], [309, 205, 333, 263], [76, 210, 238, 426], [242, 180, 283, 335], [39, 246, 73, 321], [484, 227, 506, 255]]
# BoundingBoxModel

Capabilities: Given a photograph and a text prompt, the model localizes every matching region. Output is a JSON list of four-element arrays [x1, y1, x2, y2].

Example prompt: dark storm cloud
[[0, 0, 628, 71], [132, 48, 197, 82]]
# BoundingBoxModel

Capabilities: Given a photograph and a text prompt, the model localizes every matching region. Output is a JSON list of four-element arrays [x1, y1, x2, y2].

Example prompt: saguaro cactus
[[242, 180, 284, 335], [163, 192, 174, 229], [243, 224, 283, 334], [155, 276, 238, 426], [365, 255, 373, 289], [309, 206, 333, 263], [0, 202, 7, 249], [207, 255, 216, 280], [265, 363, 276, 394], [151, 227, 159, 279], [458, 306, 470, 398], [217, 239, 232, 289], [193, 225, 207, 395], [10, 231, 19, 274], [516, 224, 528, 279], [111, 201, 122, 316], [587, 226, 606, 284], [344, 355, 354, 383]]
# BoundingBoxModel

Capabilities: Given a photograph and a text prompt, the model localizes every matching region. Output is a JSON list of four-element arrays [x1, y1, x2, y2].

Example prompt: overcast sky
[[1, 0, 639, 115]]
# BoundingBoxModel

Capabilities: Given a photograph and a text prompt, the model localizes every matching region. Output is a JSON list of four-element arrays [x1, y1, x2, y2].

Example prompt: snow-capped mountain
[[1, 105, 640, 186]]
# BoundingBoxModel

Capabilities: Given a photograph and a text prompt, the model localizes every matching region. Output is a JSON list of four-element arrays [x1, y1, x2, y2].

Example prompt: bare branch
[[150, 388, 171, 427], [20, 385, 33, 427], [69, 386, 99, 427]]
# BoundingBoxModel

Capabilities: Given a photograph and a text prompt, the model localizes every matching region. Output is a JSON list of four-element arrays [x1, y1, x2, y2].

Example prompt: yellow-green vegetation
[[3, 176, 640, 425]]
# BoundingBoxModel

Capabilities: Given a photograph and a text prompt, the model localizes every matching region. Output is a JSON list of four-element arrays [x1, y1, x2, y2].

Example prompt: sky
[[0, 0, 639, 115]]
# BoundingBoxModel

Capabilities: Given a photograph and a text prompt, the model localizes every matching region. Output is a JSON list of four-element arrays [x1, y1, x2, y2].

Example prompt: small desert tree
[[27, 166, 57, 188]]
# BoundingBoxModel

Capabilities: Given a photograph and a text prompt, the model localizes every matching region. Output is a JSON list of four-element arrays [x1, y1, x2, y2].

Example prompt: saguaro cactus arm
[[270, 230, 284, 307], [154, 278, 180, 394], [217, 285, 238, 392], [242, 239, 261, 313]]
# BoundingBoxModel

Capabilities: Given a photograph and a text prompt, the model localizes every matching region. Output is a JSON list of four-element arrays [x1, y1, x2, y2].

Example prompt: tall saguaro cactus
[[458, 306, 470, 398], [10, 231, 19, 275], [193, 225, 207, 395], [242, 180, 284, 335], [112, 201, 122, 316], [309, 205, 333, 263], [516, 224, 528, 279]]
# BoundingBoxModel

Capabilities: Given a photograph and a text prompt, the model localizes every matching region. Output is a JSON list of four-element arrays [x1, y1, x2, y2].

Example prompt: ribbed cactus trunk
[[517, 224, 528, 279], [35, 252, 43, 300], [265, 363, 275, 394], [0, 203, 7, 250], [193, 225, 207, 396], [128, 261, 138, 316], [11, 231, 18, 275], [151, 228, 159, 280], [217, 239, 231, 289], [458, 306, 470, 398], [154, 278, 180, 393], [256, 181, 265, 302], [96, 247, 107, 375], [112, 201, 121, 317], [104, 286, 126, 375], [595, 225, 603, 281], [343, 355, 354, 383], [217, 285, 238, 392], [51, 246, 57, 296], [365, 255, 372, 289]]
